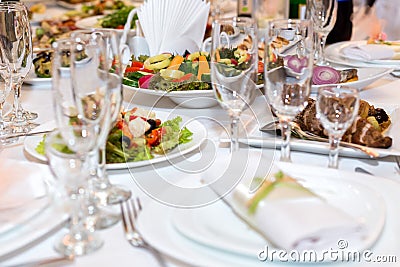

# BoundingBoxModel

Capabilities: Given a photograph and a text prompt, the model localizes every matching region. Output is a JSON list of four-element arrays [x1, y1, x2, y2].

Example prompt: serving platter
[[311, 67, 393, 93], [235, 104, 400, 158], [24, 110, 207, 170]]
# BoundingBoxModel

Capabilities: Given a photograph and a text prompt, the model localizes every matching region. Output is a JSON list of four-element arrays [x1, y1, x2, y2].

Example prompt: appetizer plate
[[123, 85, 217, 108], [137, 162, 399, 267], [172, 166, 385, 259], [236, 104, 400, 158], [23, 111, 207, 170], [326, 41, 400, 70], [311, 67, 393, 93], [24, 69, 51, 86]]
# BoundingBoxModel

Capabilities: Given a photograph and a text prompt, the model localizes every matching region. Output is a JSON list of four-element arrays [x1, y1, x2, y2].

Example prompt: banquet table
[[1, 1, 400, 266], [0, 71, 400, 267]]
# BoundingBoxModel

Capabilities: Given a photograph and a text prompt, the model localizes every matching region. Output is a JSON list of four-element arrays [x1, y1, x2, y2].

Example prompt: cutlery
[[260, 121, 379, 158], [394, 156, 400, 174], [4, 255, 74, 267], [3, 129, 54, 140], [120, 198, 167, 267], [354, 167, 374, 176]]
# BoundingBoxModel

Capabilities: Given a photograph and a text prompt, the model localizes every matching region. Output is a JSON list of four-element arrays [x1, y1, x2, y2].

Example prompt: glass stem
[[279, 119, 292, 162], [69, 189, 85, 242], [316, 33, 328, 65], [12, 80, 24, 123], [0, 101, 4, 131], [328, 134, 341, 168], [230, 116, 239, 152]]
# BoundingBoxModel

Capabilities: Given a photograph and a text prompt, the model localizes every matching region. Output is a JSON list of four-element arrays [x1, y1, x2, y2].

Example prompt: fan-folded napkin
[[341, 44, 398, 61], [137, 0, 210, 56], [232, 178, 366, 251]]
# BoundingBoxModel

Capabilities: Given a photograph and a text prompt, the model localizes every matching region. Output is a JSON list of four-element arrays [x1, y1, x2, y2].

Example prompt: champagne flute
[[71, 30, 131, 206], [264, 19, 314, 162], [52, 37, 121, 229], [316, 85, 359, 168], [210, 16, 258, 152], [0, 2, 38, 131], [46, 125, 103, 257], [309, 0, 338, 65], [0, 64, 12, 143]]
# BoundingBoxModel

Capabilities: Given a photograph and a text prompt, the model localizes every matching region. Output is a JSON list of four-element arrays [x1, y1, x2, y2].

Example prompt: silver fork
[[120, 198, 167, 267]]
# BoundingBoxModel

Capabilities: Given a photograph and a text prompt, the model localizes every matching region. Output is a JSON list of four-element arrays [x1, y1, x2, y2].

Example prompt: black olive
[[374, 108, 389, 124], [145, 119, 157, 134], [121, 135, 131, 148]]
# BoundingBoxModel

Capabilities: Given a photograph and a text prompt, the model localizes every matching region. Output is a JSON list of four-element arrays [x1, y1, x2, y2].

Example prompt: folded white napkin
[[0, 160, 49, 210], [341, 44, 395, 61], [137, 0, 210, 55]]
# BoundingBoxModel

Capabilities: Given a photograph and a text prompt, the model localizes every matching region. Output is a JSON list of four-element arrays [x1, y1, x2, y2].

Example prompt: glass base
[[23, 110, 38, 120], [0, 127, 18, 145], [85, 203, 120, 230], [54, 230, 103, 257], [10, 121, 39, 133], [94, 185, 132, 206]]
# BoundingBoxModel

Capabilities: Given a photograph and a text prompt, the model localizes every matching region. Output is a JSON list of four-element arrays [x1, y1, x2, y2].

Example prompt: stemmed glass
[[52, 35, 124, 229], [210, 16, 258, 151], [0, 64, 12, 143], [316, 86, 359, 168], [309, 0, 338, 65], [0, 2, 38, 132], [264, 19, 314, 162], [46, 125, 103, 256], [71, 30, 131, 206]]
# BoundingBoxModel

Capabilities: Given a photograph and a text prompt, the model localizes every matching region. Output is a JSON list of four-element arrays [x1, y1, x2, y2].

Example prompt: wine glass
[[264, 19, 314, 162], [309, 0, 338, 65], [0, 64, 12, 143], [210, 16, 258, 151], [46, 125, 103, 257], [71, 30, 131, 206], [52, 36, 122, 229], [0, 2, 38, 132], [316, 85, 359, 168]]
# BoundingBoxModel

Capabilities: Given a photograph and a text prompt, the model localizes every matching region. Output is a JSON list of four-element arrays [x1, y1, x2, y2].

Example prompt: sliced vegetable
[[197, 55, 210, 81], [285, 55, 307, 73], [160, 69, 185, 80], [144, 54, 172, 70], [312, 66, 340, 85], [138, 74, 153, 89], [167, 55, 184, 70]]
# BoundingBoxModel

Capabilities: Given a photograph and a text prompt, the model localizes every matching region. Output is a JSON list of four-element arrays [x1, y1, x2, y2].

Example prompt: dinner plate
[[236, 104, 400, 158], [326, 41, 400, 70], [311, 67, 393, 93], [137, 162, 400, 267], [171, 169, 385, 258], [24, 110, 207, 170], [75, 15, 136, 34]]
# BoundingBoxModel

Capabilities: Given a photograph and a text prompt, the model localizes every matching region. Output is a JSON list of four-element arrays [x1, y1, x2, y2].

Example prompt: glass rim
[[317, 84, 359, 96]]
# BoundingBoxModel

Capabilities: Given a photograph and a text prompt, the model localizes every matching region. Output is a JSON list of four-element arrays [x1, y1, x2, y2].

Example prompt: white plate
[[237, 105, 400, 158], [311, 67, 393, 93], [24, 69, 51, 86], [75, 15, 136, 34], [24, 111, 207, 170], [137, 163, 400, 267], [123, 85, 217, 108], [0, 204, 68, 259], [171, 169, 385, 258], [326, 41, 400, 70], [123, 84, 263, 108]]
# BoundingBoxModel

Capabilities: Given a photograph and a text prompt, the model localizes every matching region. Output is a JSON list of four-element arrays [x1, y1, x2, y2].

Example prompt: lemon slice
[[160, 69, 184, 80]]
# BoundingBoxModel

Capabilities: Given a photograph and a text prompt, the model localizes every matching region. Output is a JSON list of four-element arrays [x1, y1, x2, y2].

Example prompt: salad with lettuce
[[36, 107, 193, 164], [106, 107, 193, 163]]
